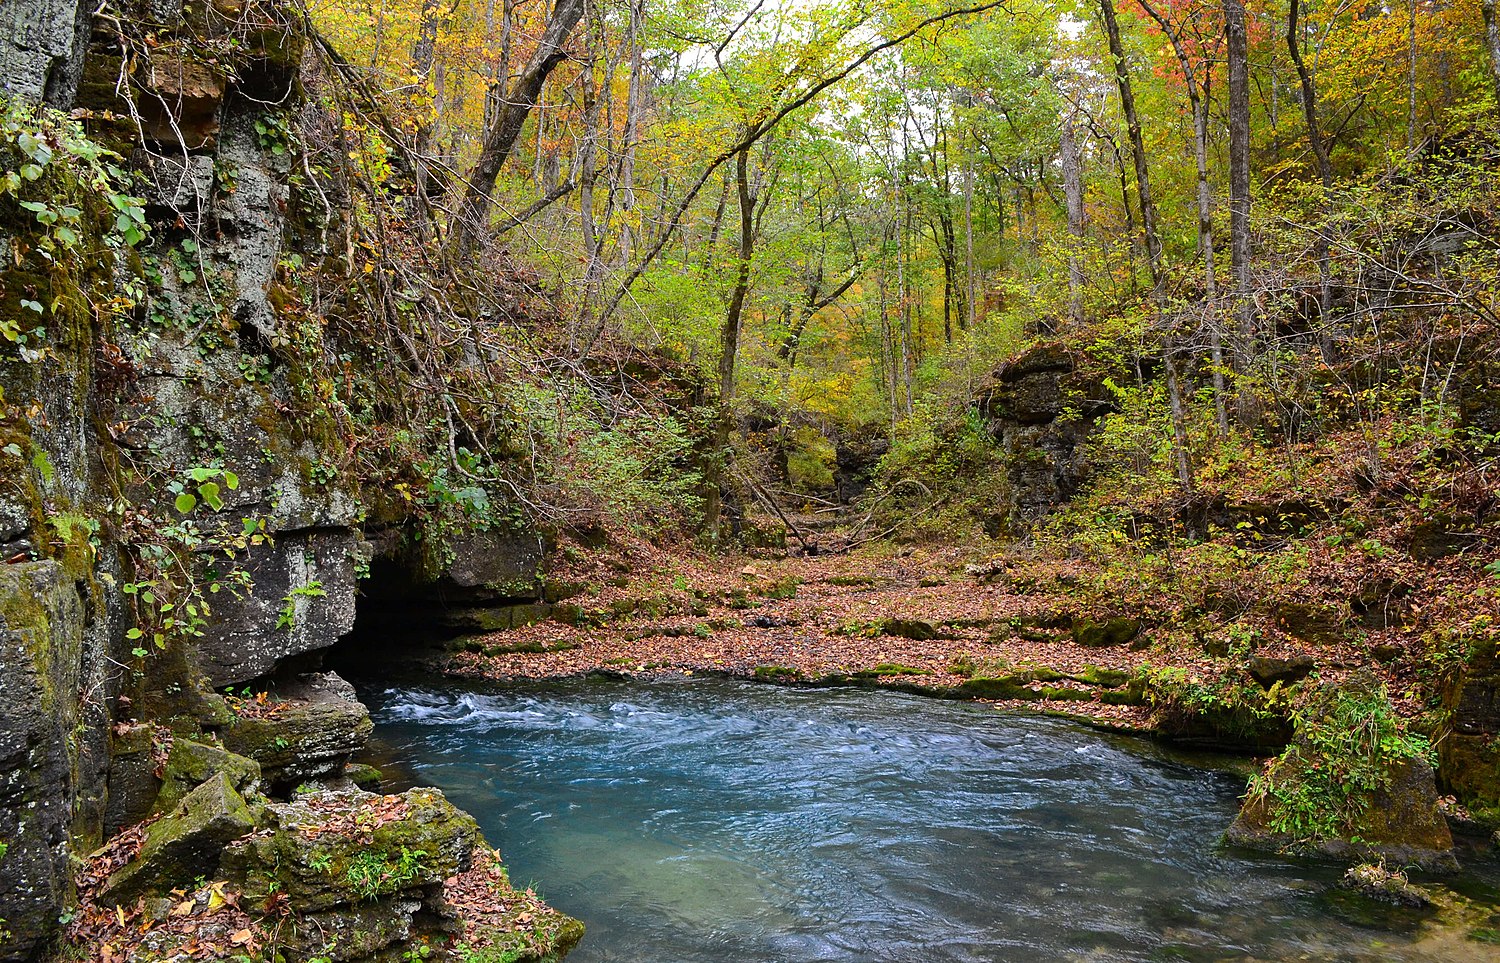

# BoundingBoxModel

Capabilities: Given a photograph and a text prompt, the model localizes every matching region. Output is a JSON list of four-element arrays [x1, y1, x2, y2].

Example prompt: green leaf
[[223, 470, 239, 490], [174, 492, 198, 513], [199, 481, 223, 511]]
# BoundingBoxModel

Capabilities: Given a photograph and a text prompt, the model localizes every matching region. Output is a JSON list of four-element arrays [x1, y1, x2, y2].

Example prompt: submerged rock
[[1339, 862, 1433, 908]]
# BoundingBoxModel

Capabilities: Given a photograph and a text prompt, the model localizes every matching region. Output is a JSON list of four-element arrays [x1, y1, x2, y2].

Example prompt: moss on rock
[[1227, 676, 1456, 871]]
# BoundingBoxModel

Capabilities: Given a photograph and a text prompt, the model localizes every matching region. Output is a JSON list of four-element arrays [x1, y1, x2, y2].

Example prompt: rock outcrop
[[973, 342, 1116, 532], [222, 672, 373, 791], [0, 562, 96, 961], [0, 0, 579, 959], [1436, 629, 1500, 823], [1226, 676, 1456, 872]]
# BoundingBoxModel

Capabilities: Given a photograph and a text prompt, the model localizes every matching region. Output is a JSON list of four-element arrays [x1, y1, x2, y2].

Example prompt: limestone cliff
[[0, 1, 573, 959]]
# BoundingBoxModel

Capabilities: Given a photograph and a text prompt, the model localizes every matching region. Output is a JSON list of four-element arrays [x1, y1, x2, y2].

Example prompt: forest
[[1, 0, 1500, 958]]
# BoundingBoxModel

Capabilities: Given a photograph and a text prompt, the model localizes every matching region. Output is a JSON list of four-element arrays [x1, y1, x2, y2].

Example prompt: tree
[[454, 0, 586, 250]]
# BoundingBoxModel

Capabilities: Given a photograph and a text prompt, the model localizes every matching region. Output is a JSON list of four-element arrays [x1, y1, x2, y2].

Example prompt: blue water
[[363, 675, 1500, 962]]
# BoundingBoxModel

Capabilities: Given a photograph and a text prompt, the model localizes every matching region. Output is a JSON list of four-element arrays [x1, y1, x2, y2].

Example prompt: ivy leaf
[[174, 492, 198, 513], [222, 470, 239, 490], [198, 481, 223, 511]]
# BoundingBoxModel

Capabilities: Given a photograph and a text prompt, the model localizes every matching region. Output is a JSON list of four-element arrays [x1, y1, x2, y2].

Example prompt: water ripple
[[364, 676, 1500, 963]]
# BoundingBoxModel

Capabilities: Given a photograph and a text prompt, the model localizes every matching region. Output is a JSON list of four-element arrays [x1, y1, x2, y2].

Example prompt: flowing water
[[362, 675, 1500, 962]]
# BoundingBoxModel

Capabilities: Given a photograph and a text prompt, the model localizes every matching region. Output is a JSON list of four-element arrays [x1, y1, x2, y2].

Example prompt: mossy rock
[[853, 663, 933, 679], [222, 787, 480, 911], [753, 665, 802, 681], [1437, 733, 1500, 822], [956, 677, 1043, 700], [101, 772, 257, 905], [1226, 678, 1456, 872], [1072, 616, 1140, 648], [1229, 756, 1456, 872], [457, 852, 587, 963], [154, 738, 262, 814], [344, 763, 384, 791], [880, 618, 940, 641], [1074, 665, 1131, 688], [1035, 686, 1093, 702], [277, 895, 425, 962]]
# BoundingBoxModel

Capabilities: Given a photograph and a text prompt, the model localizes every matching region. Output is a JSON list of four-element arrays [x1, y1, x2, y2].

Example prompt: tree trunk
[[1287, 0, 1334, 338], [1136, 0, 1226, 433], [1484, 0, 1500, 105], [704, 144, 759, 542], [1101, 0, 1191, 491], [455, 0, 585, 251], [1224, 0, 1254, 394], [617, 0, 645, 268], [963, 153, 977, 331], [1060, 98, 1086, 326]]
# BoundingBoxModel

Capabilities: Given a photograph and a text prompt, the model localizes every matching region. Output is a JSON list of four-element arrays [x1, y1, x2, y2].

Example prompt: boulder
[[1072, 616, 1140, 648], [881, 618, 939, 641], [1228, 756, 1455, 871], [104, 723, 166, 835], [222, 787, 480, 912], [137, 54, 226, 149], [1226, 677, 1456, 872], [1246, 654, 1316, 688], [100, 772, 257, 905], [155, 738, 262, 813], [222, 672, 372, 790]]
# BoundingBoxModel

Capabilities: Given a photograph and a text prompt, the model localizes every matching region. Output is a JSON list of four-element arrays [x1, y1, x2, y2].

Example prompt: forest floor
[[435, 538, 1373, 736]]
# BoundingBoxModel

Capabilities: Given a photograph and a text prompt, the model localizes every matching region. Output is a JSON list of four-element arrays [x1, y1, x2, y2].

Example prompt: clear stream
[[362, 675, 1500, 962]]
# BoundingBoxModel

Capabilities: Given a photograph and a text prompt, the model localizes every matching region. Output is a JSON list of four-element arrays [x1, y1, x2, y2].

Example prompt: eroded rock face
[[0, 562, 88, 962], [973, 342, 1116, 532], [222, 672, 372, 791], [1438, 632, 1500, 819], [195, 530, 360, 687], [0, 0, 90, 105]]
